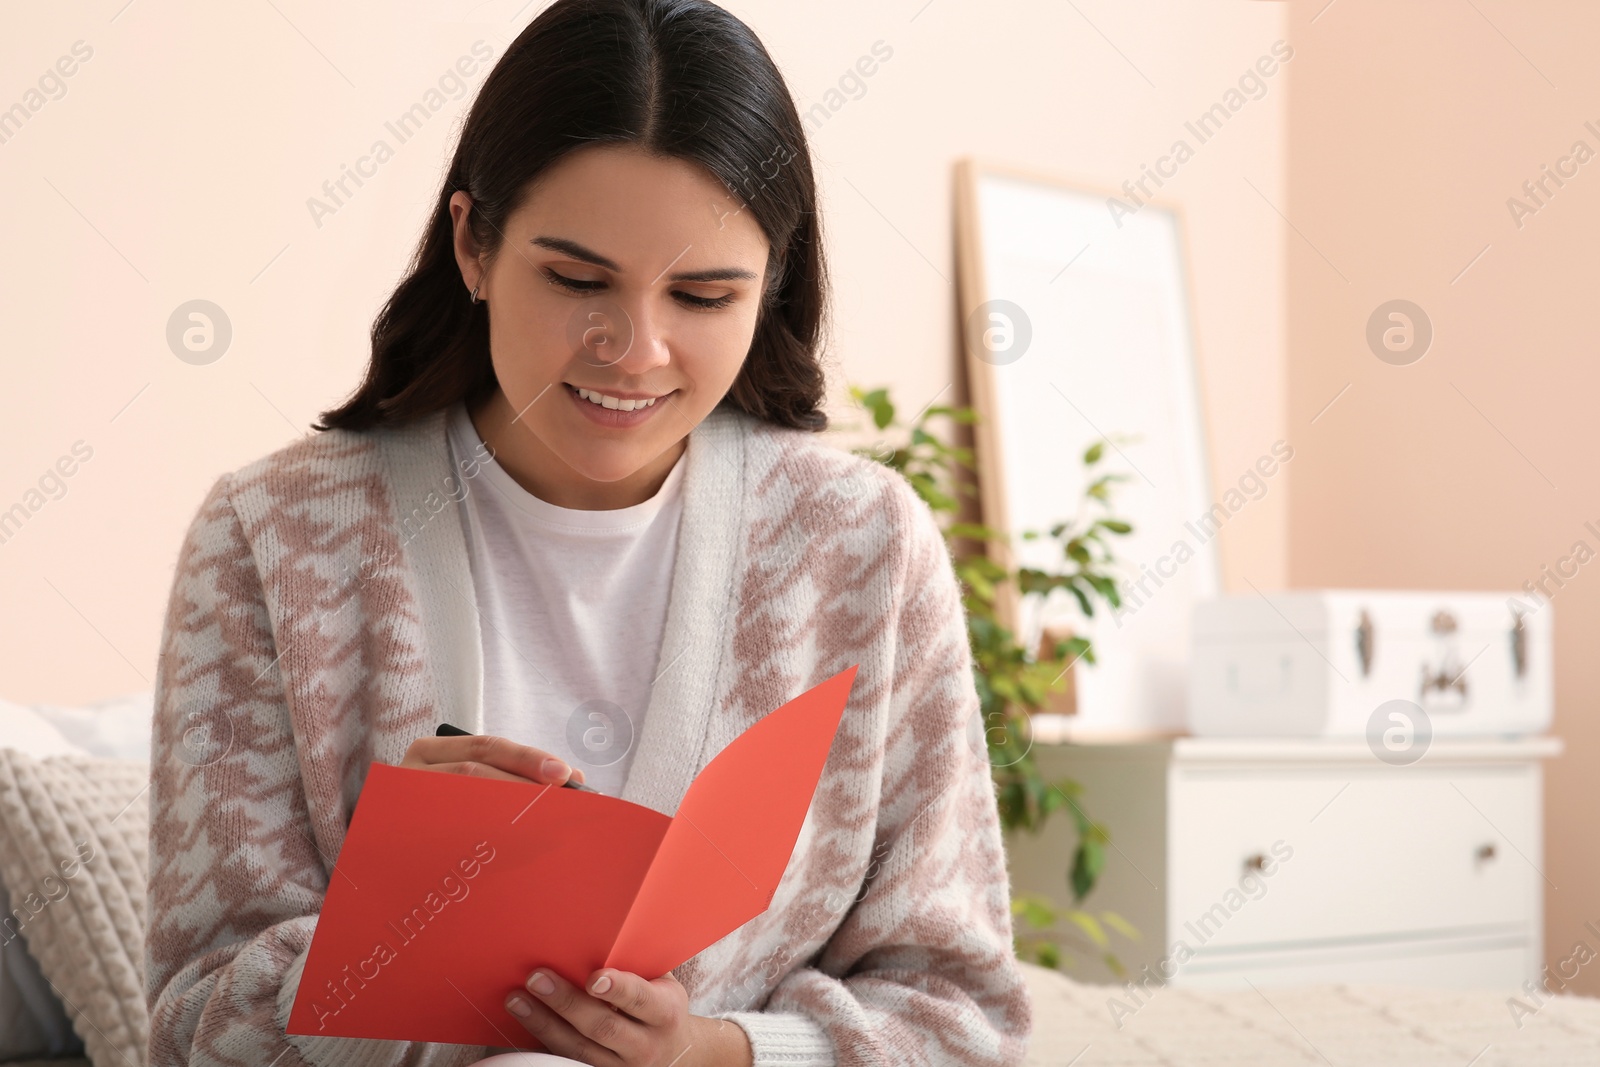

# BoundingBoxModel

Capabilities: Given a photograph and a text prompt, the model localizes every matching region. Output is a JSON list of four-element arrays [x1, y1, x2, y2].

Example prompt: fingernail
[[590, 975, 612, 995], [528, 971, 556, 996], [506, 995, 532, 1018], [541, 758, 569, 781]]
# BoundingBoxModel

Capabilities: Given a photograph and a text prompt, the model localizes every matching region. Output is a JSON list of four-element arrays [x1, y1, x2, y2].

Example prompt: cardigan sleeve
[[145, 474, 481, 1067], [717, 478, 1033, 1067]]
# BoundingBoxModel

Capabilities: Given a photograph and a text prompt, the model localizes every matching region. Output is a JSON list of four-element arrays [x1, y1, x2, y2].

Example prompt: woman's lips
[[564, 383, 674, 428]]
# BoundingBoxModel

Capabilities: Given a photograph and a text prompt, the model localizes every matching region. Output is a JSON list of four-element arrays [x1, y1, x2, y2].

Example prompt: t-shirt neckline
[[448, 400, 686, 532]]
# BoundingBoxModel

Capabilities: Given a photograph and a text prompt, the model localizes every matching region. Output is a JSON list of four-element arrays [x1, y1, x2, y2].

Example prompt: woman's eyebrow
[[530, 235, 758, 282], [531, 235, 620, 270], [671, 265, 759, 282]]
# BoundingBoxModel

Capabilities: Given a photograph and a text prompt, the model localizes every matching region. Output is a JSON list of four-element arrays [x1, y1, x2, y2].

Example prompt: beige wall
[[0, 0, 1288, 706], [1285, 0, 1599, 991]]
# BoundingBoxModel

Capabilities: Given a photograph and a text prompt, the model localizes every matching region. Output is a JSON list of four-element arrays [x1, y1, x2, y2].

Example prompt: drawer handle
[[1243, 853, 1267, 873], [1476, 843, 1497, 863]]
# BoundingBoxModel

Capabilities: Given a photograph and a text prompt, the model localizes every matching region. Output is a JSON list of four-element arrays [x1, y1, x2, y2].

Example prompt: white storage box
[[1189, 590, 1552, 738]]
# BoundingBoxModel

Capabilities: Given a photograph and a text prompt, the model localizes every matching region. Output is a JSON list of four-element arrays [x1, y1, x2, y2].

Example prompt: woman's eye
[[542, 269, 604, 293], [542, 268, 734, 310], [676, 291, 735, 310]]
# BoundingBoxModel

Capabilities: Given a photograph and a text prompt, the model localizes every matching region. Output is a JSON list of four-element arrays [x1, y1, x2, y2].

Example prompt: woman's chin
[[559, 449, 668, 487]]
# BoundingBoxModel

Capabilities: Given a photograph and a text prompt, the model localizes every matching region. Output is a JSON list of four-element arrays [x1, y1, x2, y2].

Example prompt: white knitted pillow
[[0, 750, 149, 1067]]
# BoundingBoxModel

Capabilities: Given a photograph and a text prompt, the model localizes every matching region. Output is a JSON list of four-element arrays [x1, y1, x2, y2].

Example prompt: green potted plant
[[848, 384, 1138, 973]]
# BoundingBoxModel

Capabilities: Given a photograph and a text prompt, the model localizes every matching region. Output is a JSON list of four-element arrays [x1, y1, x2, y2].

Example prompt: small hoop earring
[[469, 283, 481, 304]]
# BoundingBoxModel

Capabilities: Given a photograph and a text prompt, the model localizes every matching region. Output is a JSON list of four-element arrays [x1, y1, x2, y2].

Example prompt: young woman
[[144, 2, 1031, 1065]]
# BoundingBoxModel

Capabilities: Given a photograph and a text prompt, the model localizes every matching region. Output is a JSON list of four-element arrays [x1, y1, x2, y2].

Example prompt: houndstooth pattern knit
[[144, 401, 1031, 1067]]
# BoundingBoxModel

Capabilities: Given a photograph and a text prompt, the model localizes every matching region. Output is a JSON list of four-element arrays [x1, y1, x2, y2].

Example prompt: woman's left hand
[[504, 965, 752, 1067]]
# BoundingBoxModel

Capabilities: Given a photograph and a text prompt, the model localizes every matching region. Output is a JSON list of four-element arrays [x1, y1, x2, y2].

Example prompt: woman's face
[[449, 144, 771, 487]]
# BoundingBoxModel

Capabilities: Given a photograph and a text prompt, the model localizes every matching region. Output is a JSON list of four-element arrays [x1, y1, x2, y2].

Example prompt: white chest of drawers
[[1004, 735, 1562, 988]]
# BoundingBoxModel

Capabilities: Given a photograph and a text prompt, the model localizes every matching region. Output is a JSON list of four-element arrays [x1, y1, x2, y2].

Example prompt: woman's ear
[[447, 190, 485, 295]]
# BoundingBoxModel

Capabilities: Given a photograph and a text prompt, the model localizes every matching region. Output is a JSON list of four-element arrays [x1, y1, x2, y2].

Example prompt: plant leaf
[[1063, 909, 1109, 948], [1101, 910, 1141, 942], [1071, 839, 1106, 902]]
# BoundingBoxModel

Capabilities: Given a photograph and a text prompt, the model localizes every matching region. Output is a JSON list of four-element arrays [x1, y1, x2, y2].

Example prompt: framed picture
[[954, 158, 1219, 737]]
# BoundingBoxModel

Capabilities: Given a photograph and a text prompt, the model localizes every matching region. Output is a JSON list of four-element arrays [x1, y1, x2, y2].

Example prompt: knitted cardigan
[[144, 400, 1032, 1067]]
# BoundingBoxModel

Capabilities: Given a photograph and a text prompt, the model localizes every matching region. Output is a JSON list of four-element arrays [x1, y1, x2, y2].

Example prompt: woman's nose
[[607, 295, 671, 376]]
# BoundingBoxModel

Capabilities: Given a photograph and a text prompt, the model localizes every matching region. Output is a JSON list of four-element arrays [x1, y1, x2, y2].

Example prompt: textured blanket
[[0, 750, 150, 1067], [1020, 958, 1600, 1066]]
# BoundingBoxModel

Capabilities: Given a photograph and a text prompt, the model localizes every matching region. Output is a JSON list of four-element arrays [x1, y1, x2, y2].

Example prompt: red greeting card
[[286, 664, 858, 1048]]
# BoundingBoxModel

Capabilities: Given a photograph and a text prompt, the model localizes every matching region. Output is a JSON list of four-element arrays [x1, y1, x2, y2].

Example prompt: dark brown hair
[[315, 0, 829, 435]]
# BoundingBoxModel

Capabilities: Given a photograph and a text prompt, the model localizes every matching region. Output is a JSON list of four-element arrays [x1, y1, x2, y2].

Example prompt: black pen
[[434, 723, 603, 793]]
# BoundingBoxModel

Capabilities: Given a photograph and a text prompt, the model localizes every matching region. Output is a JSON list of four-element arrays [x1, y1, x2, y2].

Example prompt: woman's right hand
[[399, 733, 587, 787]]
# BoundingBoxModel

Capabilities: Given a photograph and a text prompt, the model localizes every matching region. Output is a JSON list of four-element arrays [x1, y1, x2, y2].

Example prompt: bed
[[1020, 960, 1600, 1065]]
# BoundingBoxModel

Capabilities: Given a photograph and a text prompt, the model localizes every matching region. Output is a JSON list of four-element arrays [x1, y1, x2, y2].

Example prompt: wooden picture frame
[[953, 157, 1219, 736]]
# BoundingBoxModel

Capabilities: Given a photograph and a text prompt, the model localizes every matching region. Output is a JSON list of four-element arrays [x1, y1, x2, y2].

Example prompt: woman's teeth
[[575, 387, 659, 412]]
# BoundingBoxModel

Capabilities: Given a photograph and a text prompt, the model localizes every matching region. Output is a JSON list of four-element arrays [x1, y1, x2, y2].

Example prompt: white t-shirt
[[445, 400, 686, 797]]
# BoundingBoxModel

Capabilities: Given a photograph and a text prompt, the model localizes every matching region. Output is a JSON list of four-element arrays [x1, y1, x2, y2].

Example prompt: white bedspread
[[1022, 961, 1600, 1065]]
